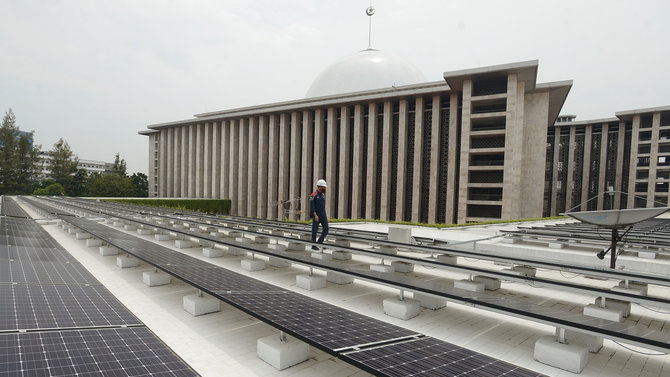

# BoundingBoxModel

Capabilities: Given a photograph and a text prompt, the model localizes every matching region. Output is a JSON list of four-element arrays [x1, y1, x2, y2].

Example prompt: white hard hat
[[316, 179, 327, 187]]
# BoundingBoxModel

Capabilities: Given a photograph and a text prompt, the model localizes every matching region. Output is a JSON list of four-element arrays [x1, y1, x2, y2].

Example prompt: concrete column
[[380, 102, 393, 221], [229, 120, 239, 214], [300, 111, 313, 221], [181, 126, 189, 197], [247, 117, 259, 216], [365, 103, 379, 219], [598, 124, 610, 209], [278, 114, 291, 220], [203, 123, 213, 198], [238, 118, 249, 216], [501, 74, 525, 220], [627, 115, 640, 208], [159, 129, 168, 197], [581, 126, 593, 211], [195, 123, 205, 198], [188, 125, 197, 197], [212, 122, 221, 198], [221, 121, 230, 200], [313, 110, 326, 184], [457, 81, 473, 223], [174, 126, 182, 197], [257, 116, 269, 218], [288, 112, 302, 220], [351, 105, 364, 219], [446, 93, 459, 223], [325, 108, 338, 217], [411, 98, 424, 223], [338, 106, 351, 219], [647, 113, 661, 207], [565, 126, 576, 210], [550, 127, 561, 216], [427, 96, 441, 223], [395, 100, 409, 221], [166, 127, 174, 197], [267, 115, 280, 219], [614, 122, 626, 209]]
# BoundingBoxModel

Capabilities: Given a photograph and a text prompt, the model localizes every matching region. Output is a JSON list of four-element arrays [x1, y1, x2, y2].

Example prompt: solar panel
[[0, 327, 197, 377], [0, 284, 142, 331], [342, 336, 543, 377]]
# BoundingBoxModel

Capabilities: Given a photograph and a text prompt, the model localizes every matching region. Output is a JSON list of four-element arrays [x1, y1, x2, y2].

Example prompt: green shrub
[[103, 198, 231, 215], [33, 183, 65, 196]]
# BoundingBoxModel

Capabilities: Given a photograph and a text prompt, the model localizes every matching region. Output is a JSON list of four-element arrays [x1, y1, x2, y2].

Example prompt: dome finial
[[366, 2, 375, 49]]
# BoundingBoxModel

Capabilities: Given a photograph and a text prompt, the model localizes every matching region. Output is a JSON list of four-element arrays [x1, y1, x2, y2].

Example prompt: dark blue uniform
[[310, 190, 328, 245]]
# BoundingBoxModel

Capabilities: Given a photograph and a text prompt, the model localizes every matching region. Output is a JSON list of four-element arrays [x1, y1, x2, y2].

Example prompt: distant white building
[[38, 151, 113, 178]]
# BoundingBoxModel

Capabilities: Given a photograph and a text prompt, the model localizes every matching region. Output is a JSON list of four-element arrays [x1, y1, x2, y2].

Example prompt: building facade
[[141, 60, 589, 223]]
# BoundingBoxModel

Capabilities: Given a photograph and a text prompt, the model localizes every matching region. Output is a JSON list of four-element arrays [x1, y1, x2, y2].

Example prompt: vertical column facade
[[195, 123, 204, 198], [647, 113, 661, 206], [203, 123, 212, 198], [365, 103, 379, 219], [166, 128, 174, 197], [338, 106, 351, 219], [159, 129, 168, 197], [247, 117, 259, 217], [379, 102, 393, 221], [395, 100, 409, 221], [237, 119, 249, 216], [411, 98, 424, 223], [627, 116, 640, 208], [288, 112, 302, 220], [181, 126, 189, 197], [257, 116, 269, 218], [300, 111, 314, 221], [427, 96, 441, 223], [565, 126, 576, 209], [188, 125, 197, 197], [313, 110, 326, 183], [351, 105, 364, 219], [228, 120, 239, 215], [278, 114, 291, 219], [220, 121, 230, 200], [325, 108, 338, 217], [457, 81, 473, 223], [614, 122, 626, 209], [211, 122, 221, 198], [597, 124, 610, 209], [580, 126, 592, 211], [174, 127, 182, 197], [445, 93, 459, 223], [267, 115, 280, 219]]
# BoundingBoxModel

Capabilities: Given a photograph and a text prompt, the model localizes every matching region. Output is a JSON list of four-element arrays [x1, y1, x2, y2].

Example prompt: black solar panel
[[342, 337, 543, 377], [0, 284, 142, 331], [0, 327, 197, 377]]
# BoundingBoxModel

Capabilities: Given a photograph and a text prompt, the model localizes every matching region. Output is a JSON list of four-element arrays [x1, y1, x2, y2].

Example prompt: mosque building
[[140, 14, 669, 224]]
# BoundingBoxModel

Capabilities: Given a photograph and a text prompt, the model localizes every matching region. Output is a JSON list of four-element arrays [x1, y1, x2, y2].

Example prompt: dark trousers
[[311, 216, 329, 243]]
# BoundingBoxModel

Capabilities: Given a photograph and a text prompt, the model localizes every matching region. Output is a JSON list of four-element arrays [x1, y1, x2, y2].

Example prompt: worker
[[310, 179, 328, 250]]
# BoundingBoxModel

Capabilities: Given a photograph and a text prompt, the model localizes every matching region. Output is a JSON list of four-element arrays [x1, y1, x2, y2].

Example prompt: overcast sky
[[1, 0, 668, 174]]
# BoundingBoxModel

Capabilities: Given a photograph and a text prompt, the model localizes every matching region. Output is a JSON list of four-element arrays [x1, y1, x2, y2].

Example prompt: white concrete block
[[298, 233, 311, 240], [554, 328, 603, 353], [99, 246, 118, 256], [583, 304, 624, 322], [594, 297, 631, 317], [388, 227, 411, 243], [378, 245, 397, 255], [331, 250, 352, 260], [154, 233, 170, 241], [383, 297, 421, 320], [436, 254, 457, 264], [391, 261, 414, 273], [502, 236, 521, 244], [226, 246, 247, 256], [116, 256, 139, 268], [175, 239, 194, 249], [296, 274, 326, 291], [227, 231, 242, 238], [142, 271, 171, 287], [548, 242, 566, 249], [137, 228, 154, 235], [203, 248, 224, 258], [533, 335, 589, 374], [370, 264, 395, 273], [253, 236, 270, 244], [172, 224, 185, 229], [472, 276, 501, 291], [286, 242, 306, 252], [310, 252, 332, 261], [326, 271, 354, 285], [414, 293, 446, 310], [241, 259, 265, 271], [333, 239, 350, 247], [512, 265, 536, 277], [183, 294, 220, 316], [75, 232, 90, 240], [123, 224, 137, 231], [257, 334, 310, 371], [454, 280, 485, 292], [614, 281, 648, 296], [271, 229, 285, 236], [113, 221, 124, 227], [85, 239, 102, 247], [268, 256, 291, 268], [188, 227, 202, 234], [500, 268, 526, 276], [267, 244, 287, 252], [210, 231, 225, 238]]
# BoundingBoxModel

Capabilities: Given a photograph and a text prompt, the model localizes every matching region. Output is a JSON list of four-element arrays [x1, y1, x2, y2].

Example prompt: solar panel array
[[0, 197, 197, 377], [27, 197, 547, 376]]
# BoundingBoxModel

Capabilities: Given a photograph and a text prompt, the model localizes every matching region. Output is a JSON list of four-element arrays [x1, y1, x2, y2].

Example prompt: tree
[[48, 138, 79, 193], [33, 183, 65, 196], [0, 109, 40, 194], [130, 172, 148, 197], [111, 153, 127, 176], [87, 173, 135, 197], [68, 169, 89, 197]]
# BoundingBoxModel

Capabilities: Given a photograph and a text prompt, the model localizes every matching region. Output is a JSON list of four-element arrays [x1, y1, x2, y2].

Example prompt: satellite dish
[[564, 207, 670, 228]]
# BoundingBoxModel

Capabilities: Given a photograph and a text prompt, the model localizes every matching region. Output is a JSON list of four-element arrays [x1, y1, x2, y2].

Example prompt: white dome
[[305, 49, 426, 98]]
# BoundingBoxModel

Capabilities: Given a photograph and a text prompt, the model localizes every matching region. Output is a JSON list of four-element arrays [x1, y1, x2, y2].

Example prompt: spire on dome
[[366, 2, 375, 49]]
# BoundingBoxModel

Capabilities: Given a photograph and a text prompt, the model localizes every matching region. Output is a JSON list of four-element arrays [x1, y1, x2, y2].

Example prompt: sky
[[1, 0, 669, 174]]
